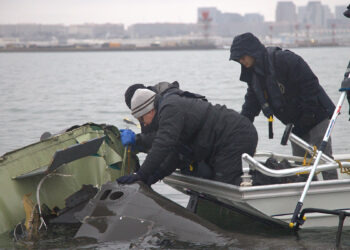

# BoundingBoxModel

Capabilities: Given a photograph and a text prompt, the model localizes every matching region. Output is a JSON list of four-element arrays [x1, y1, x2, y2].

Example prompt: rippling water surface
[[1, 48, 350, 249]]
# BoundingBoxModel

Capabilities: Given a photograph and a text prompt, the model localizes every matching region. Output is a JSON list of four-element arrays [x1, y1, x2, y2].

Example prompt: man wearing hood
[[229, 32, 337, 180], [117, 87, 258, 186]]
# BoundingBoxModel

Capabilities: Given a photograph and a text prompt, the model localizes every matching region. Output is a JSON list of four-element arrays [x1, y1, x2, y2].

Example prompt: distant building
[[67, 25, 94, 38], [0, 24, 66, 42], [91, 24, 125, 39], [335, 5, 348, 19], [67, 24, 125, 39], [302, 1, 326, 28], [1, 2, 348, 47], [216, 12, 244, 24], [127, 23, 197, 38], [244, 13, 264, 23], [327, 5, 350, 29], [196, 7, 267, 37], [274, 1, 297, 34], [276, 1, 297, 24], [297, 6, 307, 25], [323, 5, 334, 24]]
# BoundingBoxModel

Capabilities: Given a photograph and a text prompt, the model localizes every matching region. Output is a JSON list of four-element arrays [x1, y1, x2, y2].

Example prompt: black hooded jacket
[[230, 32, 335, 136], [137, 93, 253, 181]]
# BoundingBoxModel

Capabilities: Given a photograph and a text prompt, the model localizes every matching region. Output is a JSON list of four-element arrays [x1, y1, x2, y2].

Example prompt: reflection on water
[[3, 223, 350, 249]]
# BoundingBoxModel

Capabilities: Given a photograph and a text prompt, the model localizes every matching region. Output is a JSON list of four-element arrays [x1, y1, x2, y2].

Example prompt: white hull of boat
[[164, 172, 350, 228]]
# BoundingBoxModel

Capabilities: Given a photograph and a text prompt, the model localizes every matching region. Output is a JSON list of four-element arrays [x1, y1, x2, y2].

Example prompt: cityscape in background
[[0, 1, 349, 51]]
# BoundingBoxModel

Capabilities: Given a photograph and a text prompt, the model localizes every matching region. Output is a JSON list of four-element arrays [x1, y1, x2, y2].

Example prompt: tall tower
[[198, 8, 215, 42]]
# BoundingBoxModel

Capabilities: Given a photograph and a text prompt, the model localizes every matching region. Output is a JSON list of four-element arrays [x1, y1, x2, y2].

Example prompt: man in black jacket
[[123, 81, 186, 153], [229, 32, 337, 180], [117, 87, 258, 186], [122, 81, 213, 182], [121, 82, 183, 185]]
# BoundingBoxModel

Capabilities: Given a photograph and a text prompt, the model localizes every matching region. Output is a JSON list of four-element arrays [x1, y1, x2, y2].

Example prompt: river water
[[1, 47, 350, 249]]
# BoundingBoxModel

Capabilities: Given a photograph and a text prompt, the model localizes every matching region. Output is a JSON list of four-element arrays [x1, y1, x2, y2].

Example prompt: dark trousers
[[211, 121, 258, 185], [291, 119, 338, 180]]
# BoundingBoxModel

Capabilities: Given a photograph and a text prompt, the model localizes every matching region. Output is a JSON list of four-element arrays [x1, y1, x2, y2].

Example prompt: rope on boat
[[337, 160, 350, 174], [302, 145, 317, 166], [297, 146, 320, 176], [300, 146, 350, 175]]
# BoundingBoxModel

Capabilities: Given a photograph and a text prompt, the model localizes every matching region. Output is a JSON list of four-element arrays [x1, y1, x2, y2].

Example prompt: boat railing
[[282, 131, 335, 163], [240, 126, 349, 184], [254, 151, 314, 164], [241, 153, 350, 178]]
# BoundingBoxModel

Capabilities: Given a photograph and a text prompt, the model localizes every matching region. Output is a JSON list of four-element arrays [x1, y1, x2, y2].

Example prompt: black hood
[[229, 32, 265, 61], [229, 33, 267, 82]]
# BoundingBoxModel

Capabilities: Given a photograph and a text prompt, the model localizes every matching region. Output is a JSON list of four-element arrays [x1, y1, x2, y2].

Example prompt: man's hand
[[116, 173, 141, 184], [120, 129, 136, 146]]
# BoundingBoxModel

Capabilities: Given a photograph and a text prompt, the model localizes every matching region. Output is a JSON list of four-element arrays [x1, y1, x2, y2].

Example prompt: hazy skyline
[[1, 0, 348, 26]]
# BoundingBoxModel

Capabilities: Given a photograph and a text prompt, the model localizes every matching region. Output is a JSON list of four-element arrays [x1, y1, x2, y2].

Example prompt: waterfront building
[[276, 1, 297, 24]]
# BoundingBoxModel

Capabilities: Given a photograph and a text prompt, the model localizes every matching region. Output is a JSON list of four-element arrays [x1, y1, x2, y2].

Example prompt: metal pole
[[290, 91, 346, 228]]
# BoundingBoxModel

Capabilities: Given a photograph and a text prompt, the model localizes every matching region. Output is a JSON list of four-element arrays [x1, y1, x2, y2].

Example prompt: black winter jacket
[[230, 32, 335, 136], [137, 92, 252, 180]]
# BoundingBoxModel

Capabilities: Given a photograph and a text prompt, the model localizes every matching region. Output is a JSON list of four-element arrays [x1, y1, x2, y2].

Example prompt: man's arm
[[145, 151, 181, 185], [241, 84, 261, 122], [135, 132, 155, 153]]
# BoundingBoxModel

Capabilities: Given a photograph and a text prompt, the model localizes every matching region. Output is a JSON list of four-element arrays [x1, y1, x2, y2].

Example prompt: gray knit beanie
[[131, 88, 156, 118]]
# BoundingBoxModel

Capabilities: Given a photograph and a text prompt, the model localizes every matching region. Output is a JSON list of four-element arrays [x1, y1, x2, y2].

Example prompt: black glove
[[117, 173, 141, 184]]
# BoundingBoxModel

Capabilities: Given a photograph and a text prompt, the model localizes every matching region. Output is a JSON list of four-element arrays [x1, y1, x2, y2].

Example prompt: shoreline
[[1, 44, 349, 53], [0, 45, 219, 53]]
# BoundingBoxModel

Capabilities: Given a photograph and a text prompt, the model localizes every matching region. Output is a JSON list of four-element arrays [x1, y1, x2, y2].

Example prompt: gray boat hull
[[164, 173, 350, 229]]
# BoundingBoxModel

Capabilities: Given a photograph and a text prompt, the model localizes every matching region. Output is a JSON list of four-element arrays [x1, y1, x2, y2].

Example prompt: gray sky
[[0, 0, 348, 26]]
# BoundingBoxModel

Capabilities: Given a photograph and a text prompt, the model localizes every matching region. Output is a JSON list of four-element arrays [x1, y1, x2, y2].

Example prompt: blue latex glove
[[117, 173, 141, 184], [120, 129, 136, 146]]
